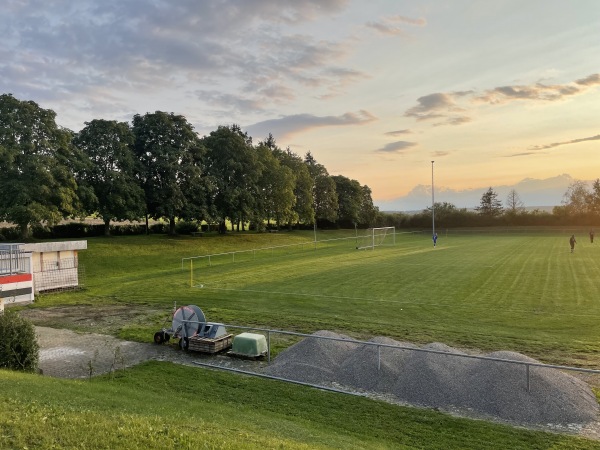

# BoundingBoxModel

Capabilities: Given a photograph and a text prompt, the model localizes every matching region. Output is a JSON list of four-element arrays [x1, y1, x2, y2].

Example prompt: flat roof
[[21, 241, 88, 252]]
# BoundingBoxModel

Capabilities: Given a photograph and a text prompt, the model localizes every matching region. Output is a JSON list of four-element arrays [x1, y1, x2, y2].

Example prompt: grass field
[[3, 361, 600, 450], [32, 229, 600, 367], [7, 229, 600, 448]]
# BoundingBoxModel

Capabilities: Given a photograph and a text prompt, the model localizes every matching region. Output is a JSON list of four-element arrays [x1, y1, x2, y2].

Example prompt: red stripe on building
[[0, 273, 32, 284]]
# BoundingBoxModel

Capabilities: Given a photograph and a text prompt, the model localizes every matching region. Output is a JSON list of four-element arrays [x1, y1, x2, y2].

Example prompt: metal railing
[[0, 243, 25, 275], [179, 318, 600, 393]]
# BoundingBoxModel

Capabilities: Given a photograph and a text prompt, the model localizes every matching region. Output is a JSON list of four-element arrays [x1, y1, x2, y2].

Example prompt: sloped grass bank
[[2, 362, 599, 449]]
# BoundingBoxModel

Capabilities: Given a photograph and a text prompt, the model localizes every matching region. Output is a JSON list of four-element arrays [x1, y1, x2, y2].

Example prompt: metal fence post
[[526, 364, 530, 392], [377, 345, 381, 371], [267, 331, 271, 363]]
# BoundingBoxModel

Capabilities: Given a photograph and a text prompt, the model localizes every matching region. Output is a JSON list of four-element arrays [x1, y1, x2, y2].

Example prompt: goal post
[[356, 227, 395, 250]]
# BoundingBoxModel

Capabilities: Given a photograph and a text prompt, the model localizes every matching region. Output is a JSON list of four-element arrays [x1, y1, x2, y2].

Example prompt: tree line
[[2, 93, 596, 240], [0, 94, 378, 238]]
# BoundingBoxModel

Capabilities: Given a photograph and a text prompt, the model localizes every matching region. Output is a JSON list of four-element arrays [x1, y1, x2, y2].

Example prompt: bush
[[149, 223, 167, 234], [31, 223, 53, 239], [175, 220, 199, 234], [0, 309, 39, 372], [0, 226, 20, 241]]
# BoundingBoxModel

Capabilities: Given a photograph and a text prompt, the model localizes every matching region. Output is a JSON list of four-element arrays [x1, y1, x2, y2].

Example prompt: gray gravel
[[36, 326, 266, 379], [264, 331, 600, 428]]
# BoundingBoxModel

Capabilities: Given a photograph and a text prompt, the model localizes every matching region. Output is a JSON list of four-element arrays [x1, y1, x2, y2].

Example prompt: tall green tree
[[0, 94, 82, 238], [475, 187, 503, 216], [304, 152, 338, 224], [202, 125, 260, 232], [255, 143, 295, 229], [332, 175, 362, 227], [74, 119, 145, 236], [132, 111, 206, 235], [358, 184, 378, 226], [331, 175, 378, 227], [276, 146, 314, 228]]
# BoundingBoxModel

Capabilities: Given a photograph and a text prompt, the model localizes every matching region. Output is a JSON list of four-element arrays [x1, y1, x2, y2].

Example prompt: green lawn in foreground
[[30, 230, 600, 366], [2, 362, 599, 450]]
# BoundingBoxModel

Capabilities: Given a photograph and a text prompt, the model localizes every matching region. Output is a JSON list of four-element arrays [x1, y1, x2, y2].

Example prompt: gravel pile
[[264, 331, 599, 427]]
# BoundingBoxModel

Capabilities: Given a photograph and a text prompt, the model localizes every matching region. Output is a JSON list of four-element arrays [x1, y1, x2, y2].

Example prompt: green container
[[232, 332, 267, 357]]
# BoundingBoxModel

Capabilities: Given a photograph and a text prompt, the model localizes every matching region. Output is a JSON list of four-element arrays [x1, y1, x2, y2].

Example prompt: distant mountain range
[[375, 174, 586, 212]]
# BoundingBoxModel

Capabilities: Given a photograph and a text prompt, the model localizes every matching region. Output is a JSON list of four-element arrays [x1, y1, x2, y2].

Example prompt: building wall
[[30, 249, 80, 292], [0, 271, 34, 306]]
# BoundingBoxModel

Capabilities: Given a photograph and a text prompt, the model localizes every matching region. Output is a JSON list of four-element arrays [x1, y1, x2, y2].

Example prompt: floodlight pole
[[431, 161, 435, 237]]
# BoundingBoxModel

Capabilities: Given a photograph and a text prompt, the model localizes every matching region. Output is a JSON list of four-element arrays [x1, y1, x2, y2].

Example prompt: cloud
[[504, 152, 543, 158], [376, 141, 417, 154], [385, 129, 412, 136], [245, 110, 376, 140], [405, 73, 599, 127], [0, 0, 358, 128], [404, 93, 463, 121], [528, 134, 600, 151], [193, 91, 268, 115], [476, 75, 600, 104], [433, 116, 472, 127], [576, 73, 600, 86], [431, 150, 450, 157], [366, 14, 426, 36]]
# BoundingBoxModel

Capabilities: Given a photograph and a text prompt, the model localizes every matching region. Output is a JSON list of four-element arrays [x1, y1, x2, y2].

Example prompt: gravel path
[[36, 326, 265, 379]]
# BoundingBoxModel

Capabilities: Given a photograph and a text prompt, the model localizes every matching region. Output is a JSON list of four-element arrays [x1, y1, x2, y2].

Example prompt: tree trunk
[[145, 214, 149, 235], [169, 216, 176, 235], [104, 218, 111, 236], [19, 222, 30, 240]]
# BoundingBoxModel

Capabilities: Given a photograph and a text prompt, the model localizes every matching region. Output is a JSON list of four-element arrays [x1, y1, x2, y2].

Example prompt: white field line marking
[[192, 285, 598, 317]]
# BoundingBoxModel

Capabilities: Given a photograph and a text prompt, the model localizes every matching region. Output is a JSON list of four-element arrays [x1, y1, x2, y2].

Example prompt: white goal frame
[[356, 227, 395, 250]]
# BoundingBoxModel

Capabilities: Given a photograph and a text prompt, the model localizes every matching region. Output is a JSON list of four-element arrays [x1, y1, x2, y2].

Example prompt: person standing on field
[[590, 230, 594, 243], [570, 234, 576, 253], [432, 232, 438, 247]]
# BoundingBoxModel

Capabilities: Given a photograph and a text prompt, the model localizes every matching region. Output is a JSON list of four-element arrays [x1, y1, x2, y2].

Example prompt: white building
[[0, 241, 87, 310]]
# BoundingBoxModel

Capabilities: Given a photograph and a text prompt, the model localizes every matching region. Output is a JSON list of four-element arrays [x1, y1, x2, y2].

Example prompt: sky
[[2, 0, 599, 210]]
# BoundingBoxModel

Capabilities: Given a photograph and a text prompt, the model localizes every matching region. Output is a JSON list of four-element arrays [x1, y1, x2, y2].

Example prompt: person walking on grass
[[433, 232, 438, 247], [590, 230, 594, 243], [570, 234, 577, 253]]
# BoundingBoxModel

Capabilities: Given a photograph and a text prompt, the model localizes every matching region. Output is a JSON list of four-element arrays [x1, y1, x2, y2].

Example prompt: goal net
[[356, 227, 395, 250]]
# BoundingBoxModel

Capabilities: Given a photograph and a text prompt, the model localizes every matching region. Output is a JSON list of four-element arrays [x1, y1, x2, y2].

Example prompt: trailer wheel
[[179, 337, 189, 350], [163, 332, 171, 342], [154, 331, 165, 344]]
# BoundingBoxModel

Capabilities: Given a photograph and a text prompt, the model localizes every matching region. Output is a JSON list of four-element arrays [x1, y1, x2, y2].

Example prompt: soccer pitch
[[183, 231, 600, 367]]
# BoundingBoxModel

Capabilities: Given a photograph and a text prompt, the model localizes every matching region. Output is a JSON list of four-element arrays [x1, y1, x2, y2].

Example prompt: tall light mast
[[431, 161, 435, 237]]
